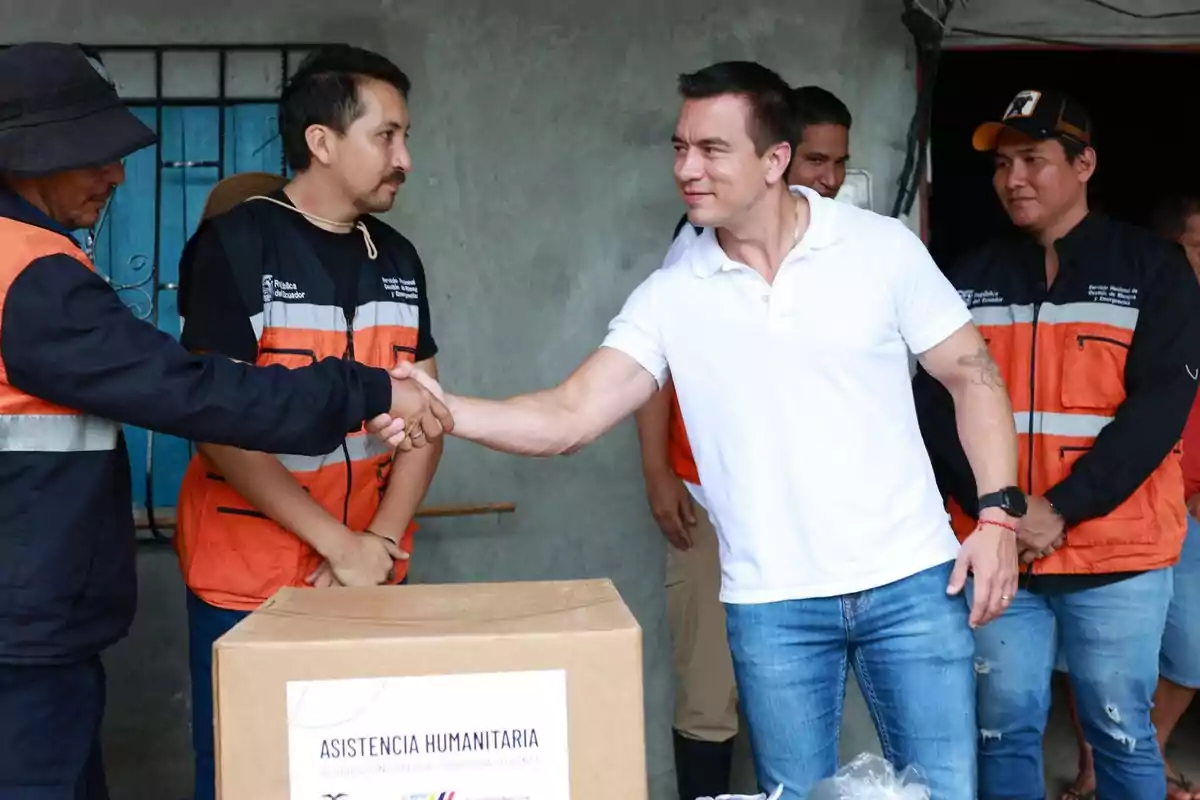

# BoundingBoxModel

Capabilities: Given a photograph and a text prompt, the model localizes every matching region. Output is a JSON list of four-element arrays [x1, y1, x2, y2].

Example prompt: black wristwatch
[[978, 487, 1027, 518]]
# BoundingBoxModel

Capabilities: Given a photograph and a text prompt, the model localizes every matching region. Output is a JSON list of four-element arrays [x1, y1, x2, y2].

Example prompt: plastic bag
[[806, 753, 931, 800], [694, 786, 784, 800]]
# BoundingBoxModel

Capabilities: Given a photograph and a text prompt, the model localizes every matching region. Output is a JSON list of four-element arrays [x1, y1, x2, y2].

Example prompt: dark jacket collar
[[1052, 210, 1107, 259], [1002, 210, 1108, 283], [0, 185, 78, 240]]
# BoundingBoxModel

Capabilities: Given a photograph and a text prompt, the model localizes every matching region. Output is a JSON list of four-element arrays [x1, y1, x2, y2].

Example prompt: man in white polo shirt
[[393, 61, 1021, 799]]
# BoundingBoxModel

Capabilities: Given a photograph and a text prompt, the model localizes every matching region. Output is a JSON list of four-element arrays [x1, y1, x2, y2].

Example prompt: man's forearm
[[421, 348, 659, 457], [635, 380, 674, 477], [443, 390, 592, 456], [198, 444, 355, 558], [367, 441, 442, 542], [948, 365, 1018, 498]]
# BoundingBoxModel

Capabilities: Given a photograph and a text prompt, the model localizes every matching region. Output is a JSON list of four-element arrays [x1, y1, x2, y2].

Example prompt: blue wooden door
[[86, 104, 283, 521]]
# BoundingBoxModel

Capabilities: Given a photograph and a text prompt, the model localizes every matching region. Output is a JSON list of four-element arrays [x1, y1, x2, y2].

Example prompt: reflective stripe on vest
[[275, 430, 394, 473], [972, 302, 1139, 329], [0, 413, 119, 452], [0, 219, 118, 457], [251, 300, 416, 335], [1014, 411, 1112, 438]]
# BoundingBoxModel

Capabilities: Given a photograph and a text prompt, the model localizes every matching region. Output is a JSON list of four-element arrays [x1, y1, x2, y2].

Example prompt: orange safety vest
[[175, 205, 422, 611], [667, 387, 700, 485], [950, 299, 1185, 575], [0, 219, 121, 455]]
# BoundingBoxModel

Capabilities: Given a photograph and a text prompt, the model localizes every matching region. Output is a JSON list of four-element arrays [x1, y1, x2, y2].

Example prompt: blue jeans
[[725, 560, 976, 800], [969, 568, 1173, 800], [186, 590, 251, 800], [1161, 515, 1200, 689]]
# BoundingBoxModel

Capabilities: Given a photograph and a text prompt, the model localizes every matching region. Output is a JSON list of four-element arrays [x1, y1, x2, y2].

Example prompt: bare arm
[[915, 322, 1017, 499], [366, 359, 444, 542], [634, 376, 697, 549], [635, 378, 674, 476], [436, 347, 660, 456], [918, 321, 1020, 627]]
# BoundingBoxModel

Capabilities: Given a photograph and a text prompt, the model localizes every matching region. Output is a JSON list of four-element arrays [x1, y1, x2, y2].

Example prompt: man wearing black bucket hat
[[914, 88, 1200, 799], [0, 42, 450, 797]]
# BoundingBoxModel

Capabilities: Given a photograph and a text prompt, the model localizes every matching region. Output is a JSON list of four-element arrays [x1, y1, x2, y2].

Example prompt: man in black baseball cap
[[971, 88, 1094, 154], [915, 86, 1200, 800], [0, 42, 450, 798]]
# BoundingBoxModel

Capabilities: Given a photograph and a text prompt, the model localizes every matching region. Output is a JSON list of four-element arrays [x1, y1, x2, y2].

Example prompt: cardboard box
[[213, 578, 646, 800]]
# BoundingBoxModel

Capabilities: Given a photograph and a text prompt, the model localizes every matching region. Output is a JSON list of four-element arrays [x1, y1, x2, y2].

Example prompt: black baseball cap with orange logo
[[972, 89, 1094, 152]]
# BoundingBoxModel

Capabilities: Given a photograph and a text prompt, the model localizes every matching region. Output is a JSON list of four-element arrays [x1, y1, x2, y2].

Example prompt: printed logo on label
[[958, 288, 1005, 307], [1086, 284, 1138, 307], [1004, 90, 1041, 120], [261, 277, 306, 301], [382, 276, 420, 301]]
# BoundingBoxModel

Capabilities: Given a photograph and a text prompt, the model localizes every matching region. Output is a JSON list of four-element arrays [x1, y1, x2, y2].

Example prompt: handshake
[[366, 361, 452, 450]]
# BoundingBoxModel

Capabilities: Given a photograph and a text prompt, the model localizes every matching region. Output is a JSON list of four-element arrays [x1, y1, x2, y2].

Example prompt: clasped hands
[[365, 361, 452, 450], [951, 494, 1064, 628], [1015, 494, 1066, 564]]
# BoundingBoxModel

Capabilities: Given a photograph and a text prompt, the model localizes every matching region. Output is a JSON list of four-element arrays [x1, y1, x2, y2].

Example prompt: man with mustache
[[913, 90, 1200, 800], [173, 44, 443, 800]]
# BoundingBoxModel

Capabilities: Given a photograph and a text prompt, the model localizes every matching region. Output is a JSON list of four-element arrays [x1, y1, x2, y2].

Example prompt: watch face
[[1004, 488, 1028, 516]]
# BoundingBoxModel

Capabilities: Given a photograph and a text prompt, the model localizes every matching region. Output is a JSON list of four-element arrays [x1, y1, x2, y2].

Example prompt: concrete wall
[[3, 1, 920, 796], [949, 0, 1200, 43]]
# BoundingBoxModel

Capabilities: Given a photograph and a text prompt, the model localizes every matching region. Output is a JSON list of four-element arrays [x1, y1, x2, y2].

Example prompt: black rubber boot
[[674, 729, 736, 800]]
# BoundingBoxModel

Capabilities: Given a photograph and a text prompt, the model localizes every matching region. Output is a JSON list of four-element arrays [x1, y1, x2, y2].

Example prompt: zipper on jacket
[[1026, 296, 1043, 576], [340, 307, 356, 526], [1027, 302, 1042, 490], [1076, 334, 1129, 349]]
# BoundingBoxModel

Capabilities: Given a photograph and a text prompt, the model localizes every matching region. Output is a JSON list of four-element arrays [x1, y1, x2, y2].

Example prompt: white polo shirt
[[603, 186, 972, 604]]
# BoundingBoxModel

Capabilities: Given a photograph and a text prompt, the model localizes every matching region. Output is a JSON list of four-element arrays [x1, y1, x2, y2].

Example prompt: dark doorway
[[927, 48, 1200, 270]]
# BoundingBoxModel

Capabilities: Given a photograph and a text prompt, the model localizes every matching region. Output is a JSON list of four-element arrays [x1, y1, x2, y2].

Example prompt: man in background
[[914, 91, 1200, 800], [1059, 192, 1200, 800], [634, 83, 853, 800], [174, 45, 442, 800]]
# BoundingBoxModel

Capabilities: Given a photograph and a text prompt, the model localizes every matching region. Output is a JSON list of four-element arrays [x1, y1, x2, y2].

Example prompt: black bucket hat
[[0, 42, 157, 177]]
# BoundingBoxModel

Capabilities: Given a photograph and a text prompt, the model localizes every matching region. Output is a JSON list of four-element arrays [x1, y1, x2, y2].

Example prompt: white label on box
[[286, 669, 569, 800]]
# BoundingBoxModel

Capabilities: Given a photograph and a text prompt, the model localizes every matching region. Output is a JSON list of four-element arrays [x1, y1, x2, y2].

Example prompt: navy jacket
[[0, 189, 393, 664]]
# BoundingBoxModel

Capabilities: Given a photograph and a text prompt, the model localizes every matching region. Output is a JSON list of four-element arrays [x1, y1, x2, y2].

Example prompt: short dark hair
[[1058, 135, 1087, 164], [677, 61, 794, 155], [790, 86, 852, 138], [279, 44, 411, 171], [1150, 192, 1200, 240]]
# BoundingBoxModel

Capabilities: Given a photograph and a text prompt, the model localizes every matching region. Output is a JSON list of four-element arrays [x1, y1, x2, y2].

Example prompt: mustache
[[386, 171, 407, 185]]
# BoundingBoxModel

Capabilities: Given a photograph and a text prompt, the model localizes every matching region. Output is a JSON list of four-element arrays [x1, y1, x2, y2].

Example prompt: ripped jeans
[[967, 568, 1173, 800]]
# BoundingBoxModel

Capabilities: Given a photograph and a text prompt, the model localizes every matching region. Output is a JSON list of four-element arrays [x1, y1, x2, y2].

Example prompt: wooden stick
[[133, 502, 515, 529], [416, 502, 516, 518]]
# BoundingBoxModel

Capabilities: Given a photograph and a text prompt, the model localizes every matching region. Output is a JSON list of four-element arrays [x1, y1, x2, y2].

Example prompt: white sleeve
[[600, 270, 670, 388], [888, 221, 973, 354]]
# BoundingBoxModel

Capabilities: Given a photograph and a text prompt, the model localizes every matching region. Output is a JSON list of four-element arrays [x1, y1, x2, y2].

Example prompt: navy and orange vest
[[944, 216, 1186, 575], [174, 200, 422, 610], [0, 219, 120, 455], [0, 216, 134, 662]]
